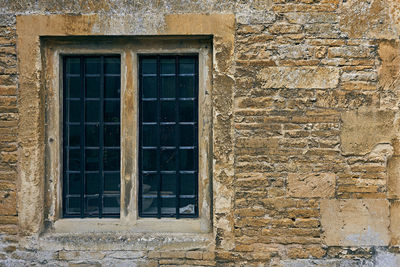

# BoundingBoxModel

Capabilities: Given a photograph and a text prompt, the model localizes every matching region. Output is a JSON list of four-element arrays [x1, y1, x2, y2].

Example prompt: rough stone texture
[[321, 199, 390, 246], [287, 173, 335, 198], [0, 0, 400, 266]]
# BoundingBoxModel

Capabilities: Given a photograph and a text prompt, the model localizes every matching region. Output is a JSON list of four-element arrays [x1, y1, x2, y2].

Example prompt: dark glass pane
[[105, 76, 120, 98], [161, 76, 176, 98], [104, 172, 120, 192], [104, 125, 120, 147], [143, 124, 157, 146], [180, 124, 194, 146], [104, 149, 120, 171], [179, 198, 196, 215], [66, 58, 80, 75], [85, 57, 101, 74], [161, 174, 176, 196], [161, 58, 175, 74], [86, 76, 100, 98], [68, 173, 81, 194], [142, 174, 158, 195], [68, 76, 81, 98], [160, 149, 176, 171], [178, 76, 194, 98], [160, 124, 175, 146], [103, 195, 120, 214], [69, 125, 81, 147], [142, 76, 157, 98], [105, 57, 120, 74], [85, 149, 99, 171], [179, 100, 194, 122], [104, 100, 120, 122], [142, 58, 157, 75], [69, 149, 80, 171], [85, 125, 99, 147], [179, 58, 195, 74], [160, 101, 175, 122], [161, 197, 176, 216], [180, 173, 195, 196], [141, 195, 157, 215], [69, 100, 81, 122], [142, 149, 157, 170], [180, 149, 194, 170], [85, 101, 100, 122], [142, 101, 157, 122], [85, 196, 99, 215], [67, 197, 81, 213], [85, 172, 100, 194]]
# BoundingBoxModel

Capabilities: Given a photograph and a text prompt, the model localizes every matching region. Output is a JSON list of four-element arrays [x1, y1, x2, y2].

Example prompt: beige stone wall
[[1, 0, 400, 266]]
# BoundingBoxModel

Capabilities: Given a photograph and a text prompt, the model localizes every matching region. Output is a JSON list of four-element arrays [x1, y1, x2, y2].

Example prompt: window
[[63, 55, 121, 218], [139, 55, 198, 218]]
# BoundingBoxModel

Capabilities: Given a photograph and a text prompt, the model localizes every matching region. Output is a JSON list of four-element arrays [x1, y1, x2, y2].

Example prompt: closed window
[[63, 55, 121, 218], [139, 55, 199, 218]]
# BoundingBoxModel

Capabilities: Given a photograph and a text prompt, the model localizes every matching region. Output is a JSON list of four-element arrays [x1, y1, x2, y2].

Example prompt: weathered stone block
[[0, 191, 16, 216], [320, 199, 390, 246], [340, 109, 395, 155], [287, 173, 335, 198], [257, 67, 339, 89]]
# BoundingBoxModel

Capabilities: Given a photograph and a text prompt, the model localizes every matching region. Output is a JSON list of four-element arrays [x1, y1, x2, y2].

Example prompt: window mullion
[[99, 56, 105, 218], [175, 55, 180, 219], [156, 56, 162, 219]]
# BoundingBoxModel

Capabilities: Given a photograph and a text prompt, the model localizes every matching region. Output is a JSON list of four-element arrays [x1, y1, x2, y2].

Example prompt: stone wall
[[1, 0, 400, 266]]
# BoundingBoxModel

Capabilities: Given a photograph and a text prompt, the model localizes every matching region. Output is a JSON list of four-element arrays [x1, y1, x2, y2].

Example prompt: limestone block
[[320, 199, 390, 246], [287, 173, 335, 198], [0, 191, 16, 216], [340, 109, 395, 155], [390, 201, 400, 245], [388, 156, 400, 199], [257, 67, 339, 89]]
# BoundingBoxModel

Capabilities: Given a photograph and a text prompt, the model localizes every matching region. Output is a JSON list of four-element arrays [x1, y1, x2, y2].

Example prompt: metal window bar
[[138, 55, 199, 219]]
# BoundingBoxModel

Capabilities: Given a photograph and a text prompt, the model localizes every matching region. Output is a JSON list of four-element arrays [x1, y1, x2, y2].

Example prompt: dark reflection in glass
[[142, 174, 158, 195], [179, 100, 194, 122], [160, 125, 175, 146], [104, 125, 120, 147], [85, 196, 99, 215], [85, 125, 99, 147], [69, 173, 81, 194], [86, 101, 100, 122], [85, 149, 99, 171], [104, 149, 120, 171], [178, 76, 194, 98], [104, 172, 120, 192], [69, 125, 81, 147], [141, 195, 157, 215], [105, 57, 120, 74], [161, 174, 176, 196], [161, 101, 175, 122], [179, 58, 195, 74], [142, 58, 157, 74], [86, 76, 100, 98], [142, 149, 157, 170], [142, 101, 157, 122], [69, 101, 81, 122], [66, 57, 80, 75], [104, 100, 120, 122], [143, 77, 157, 98], [160, 149, 176, 171], [161, 198, 176, 216], [143, 124, 157, 146], [68, 197, 81, 213], [68, 76, 81, 98], [180, 149, 194, 170], [161, 76, 176, 98], [180, 174, 195, 196], [103, 195, 120, 214], [85, 57, 101, 74], [69, 149, 80, 171], [105, 76, 120, 98], [85, 172, 100, 194], [179, 124, 194, 146], [179, 198, 196, 215], [161, 58, 175, 74]]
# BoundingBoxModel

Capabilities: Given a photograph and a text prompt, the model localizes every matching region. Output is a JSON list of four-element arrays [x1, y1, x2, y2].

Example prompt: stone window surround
[[43, 37, 212, 233], [17, 13, 235, 244]]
